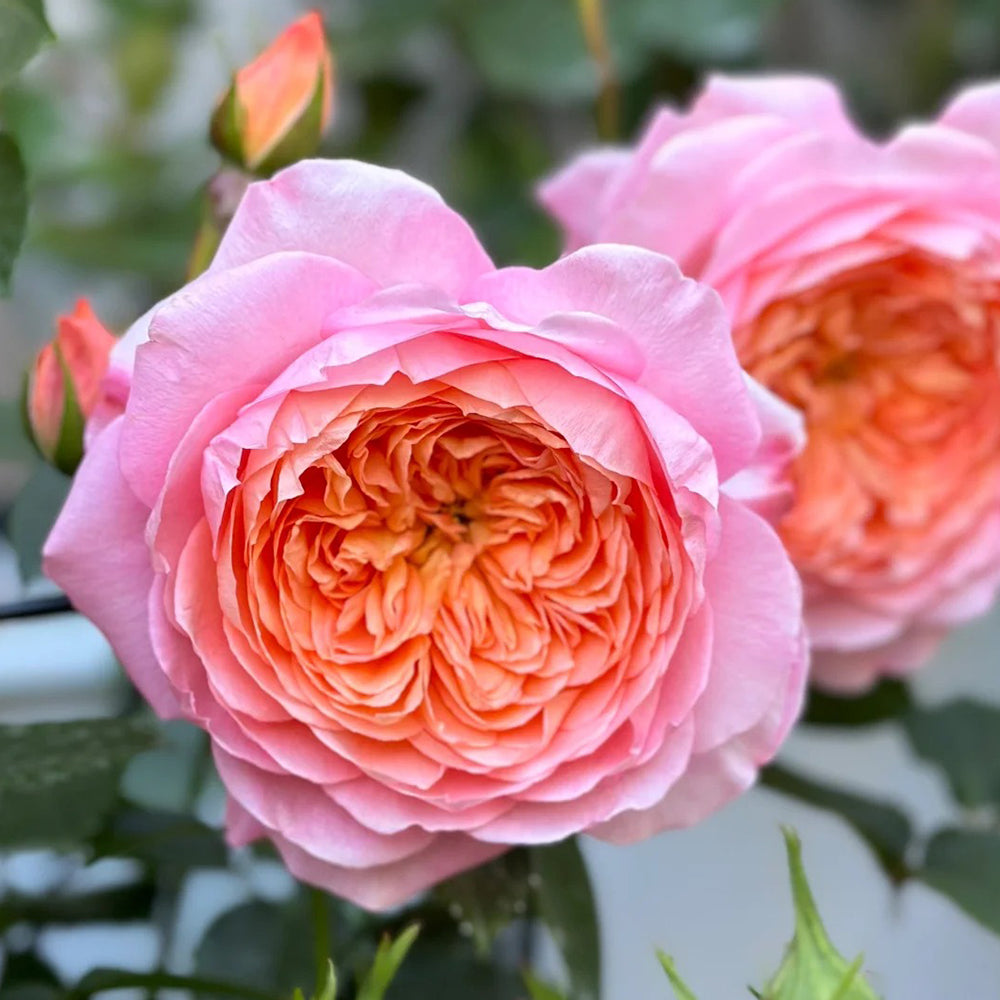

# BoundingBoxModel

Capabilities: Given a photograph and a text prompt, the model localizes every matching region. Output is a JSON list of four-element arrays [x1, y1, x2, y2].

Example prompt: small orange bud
[[210, 11, 334, 174], [24, 299, 115, 475]]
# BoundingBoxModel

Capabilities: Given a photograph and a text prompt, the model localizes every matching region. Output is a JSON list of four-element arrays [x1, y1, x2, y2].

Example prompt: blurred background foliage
[[5, 1, 1000, 997]]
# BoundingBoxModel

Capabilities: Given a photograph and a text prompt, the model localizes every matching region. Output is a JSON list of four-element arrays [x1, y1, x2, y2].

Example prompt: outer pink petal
[[810, 626, 945, 693], [42, 418, 180, 718], [469, 245, 760, 480], [723, 375, 803, 524], [939, 81, 1000, 153], [692, 74, 857, 134], [536, 147, 630, 251], [120, 251, 376, 507], [210, 159, 494, 295], [690, 496, 805, 754], [261, 820, 505, 911]]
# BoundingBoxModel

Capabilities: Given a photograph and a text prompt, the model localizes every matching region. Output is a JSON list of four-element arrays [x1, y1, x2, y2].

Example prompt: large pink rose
[[45, 160, 805, 908], [541, 75, 1000, 691]]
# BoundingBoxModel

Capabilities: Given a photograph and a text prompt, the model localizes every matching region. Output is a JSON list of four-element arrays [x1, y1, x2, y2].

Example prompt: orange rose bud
[[210, 11, 334, 174], [24, 299, 115, 475]]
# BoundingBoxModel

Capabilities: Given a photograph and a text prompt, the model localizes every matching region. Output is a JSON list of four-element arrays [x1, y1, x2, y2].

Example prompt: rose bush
[[542, 75, 1000, 691], [45, 159, 805, 908]]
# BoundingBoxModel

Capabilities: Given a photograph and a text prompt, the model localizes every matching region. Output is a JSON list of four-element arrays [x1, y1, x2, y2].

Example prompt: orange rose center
[[220, 377, 680, 773], [737, 252, 1000, 590]]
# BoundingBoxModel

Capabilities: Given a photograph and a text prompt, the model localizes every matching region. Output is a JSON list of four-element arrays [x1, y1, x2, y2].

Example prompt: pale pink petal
[[121, 252, 376, 507], [42, 419, 181, 718], [210, 159, 494, 295]]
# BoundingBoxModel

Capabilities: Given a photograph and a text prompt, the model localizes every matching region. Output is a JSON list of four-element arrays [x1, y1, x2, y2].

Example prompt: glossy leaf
[[919, 828, 1000, 937], [0, 0, 52, 87], [0, 715, 157, 847], [903, 699, 1000, 808], [760, 764, 913, 883], [0, 132, 28, 293], [529, 838, 601, 1000]]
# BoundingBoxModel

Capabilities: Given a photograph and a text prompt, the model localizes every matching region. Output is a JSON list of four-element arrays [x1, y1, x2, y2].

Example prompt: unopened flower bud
[[23, 299, 114, 475], [210, 11, 334, 175]]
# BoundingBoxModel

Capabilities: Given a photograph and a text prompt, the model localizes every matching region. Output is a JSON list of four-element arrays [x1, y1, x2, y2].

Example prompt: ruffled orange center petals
[[215, 374, 684, 789], [737, 252, 1000, 592]]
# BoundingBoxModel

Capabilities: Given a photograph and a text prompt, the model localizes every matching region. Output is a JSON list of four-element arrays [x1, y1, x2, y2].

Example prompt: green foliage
[[529, 839, 601, 1000], [5, 461, 70, 579], [761, 830, 880, 1000], [657, 952, 699, 1000], [358, 923, 421, 1000], [759, 764, 913, 883], [802, 680, 913, 728], [0, 0, 52, 87], [0, 715, 157, 847], [903, 700, 1000, 808], [0, 131, 27, 292], [918, 829, 1000, 936]]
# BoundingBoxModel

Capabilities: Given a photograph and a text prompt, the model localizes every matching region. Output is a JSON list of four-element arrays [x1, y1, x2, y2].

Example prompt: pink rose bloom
[[45, 160, 805, 909], [541, 75, 1000, 692]]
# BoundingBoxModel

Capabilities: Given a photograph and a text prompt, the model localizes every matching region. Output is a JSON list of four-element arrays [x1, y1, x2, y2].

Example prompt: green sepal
[[761, 829, 881, 1000], [657, 951, 699, 1000], [208, 74, 247, 167]]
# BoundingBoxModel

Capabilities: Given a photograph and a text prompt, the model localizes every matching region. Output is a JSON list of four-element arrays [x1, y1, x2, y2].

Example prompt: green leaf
[[528, 838, 601, 1000], [522, 971, 568, 1000], [0, 716, 157, 848], [0, 0, 52, 87], [802, 680, 913, 728], [435, 848, 533, 956], [657, 952, 699, 1000], [759, 764, 913, 883], [357, 923, 421, 1000], [455, 0, 602, 101], [68, 968, 277, 1000], [918, 828, 1000, 936], [0, 881, 155, 933], [0, 132, 28, 293], [5, 461, 70, 580], [761, 829, 880, 1000], [94, 807, 228, 891], [903, 700, 1000, 808]]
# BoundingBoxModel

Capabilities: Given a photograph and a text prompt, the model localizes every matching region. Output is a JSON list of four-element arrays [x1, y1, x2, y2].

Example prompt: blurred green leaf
[[760, 764, 912, 883], [0, 395, 34, 461], [94, 806, 228, 890], [0, 0, 52, 87], [0, 131, 28, 293], [6, 461, 69, 580], [0, 716, 157, 847], [454, 0, 601, 102], [383, 919, 524, 1000], [528, 838, 601, 1000], [69, 968, 276, 1000], [0, 949, 61, 1000], [0, 881, 155, 933], [918, 828, 1000, 937], [358, 923, 421, 1000], [523, 971, 568, 1000], [762, 830, 880, 999], [120, 718, 209, 813], [435, 848, 533, 955], [903, 699, 1000, 808], [802, 680, 913, 728]]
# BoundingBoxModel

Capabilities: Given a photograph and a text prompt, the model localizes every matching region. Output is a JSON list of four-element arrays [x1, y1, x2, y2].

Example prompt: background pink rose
[[45, 159, 805, 909], [542, 75, 1000, 691]]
